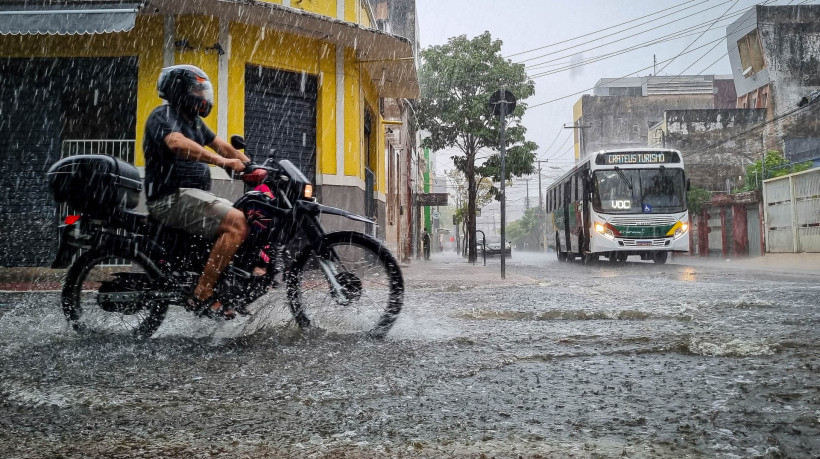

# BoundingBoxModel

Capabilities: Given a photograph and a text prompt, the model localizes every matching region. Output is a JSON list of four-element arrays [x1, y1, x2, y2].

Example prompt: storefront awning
[[146, 0, 419, 99], [0, 2, 140, 36]]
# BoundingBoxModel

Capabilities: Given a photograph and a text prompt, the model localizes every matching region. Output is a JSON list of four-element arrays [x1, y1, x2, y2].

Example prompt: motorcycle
[[46, 136, 404, 339]]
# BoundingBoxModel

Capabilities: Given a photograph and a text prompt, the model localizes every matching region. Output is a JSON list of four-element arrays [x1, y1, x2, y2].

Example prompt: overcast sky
[[415, 0, 816, 225]]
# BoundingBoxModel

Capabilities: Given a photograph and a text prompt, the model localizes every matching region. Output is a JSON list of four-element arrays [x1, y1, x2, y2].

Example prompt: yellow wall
[[0, 8, 384, 190], [573, 97, 583, 162], [343, 48, 361, 178], [228, 22, 337, 175], [361, 66, 384, 192], [317, 43, 337, 176], [254, 0, 373, 26], [345, 0, 373, 26], [292, 0, 336, 18], [0, 16, 165, 166], [174, 16, 221, 140]]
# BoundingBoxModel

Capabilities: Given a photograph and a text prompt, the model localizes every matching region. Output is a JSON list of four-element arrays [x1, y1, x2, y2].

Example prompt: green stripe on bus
[[611, 225, 675, 238]]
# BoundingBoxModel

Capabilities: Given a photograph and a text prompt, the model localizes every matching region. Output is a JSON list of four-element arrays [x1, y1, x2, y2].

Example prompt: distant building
[[572, 75, 737, 161], [726, 4, 820, 165], [650, 109, 767, 191]]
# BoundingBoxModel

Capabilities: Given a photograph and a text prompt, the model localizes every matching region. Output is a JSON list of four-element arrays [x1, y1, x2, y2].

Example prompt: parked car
[[483, 238, 511, 258]]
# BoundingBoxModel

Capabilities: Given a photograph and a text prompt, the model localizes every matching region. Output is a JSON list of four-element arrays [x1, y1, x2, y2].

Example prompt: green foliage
[[447, 169, 493, 223], [505, 207, 541, 248], [687, 187, 712, 215], [739, 150, 813, 191], [417, 31, 538, 261]]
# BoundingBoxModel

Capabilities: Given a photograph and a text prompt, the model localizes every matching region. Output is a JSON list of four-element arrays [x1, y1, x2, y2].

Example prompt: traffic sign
[[489, 89, 516, 117]]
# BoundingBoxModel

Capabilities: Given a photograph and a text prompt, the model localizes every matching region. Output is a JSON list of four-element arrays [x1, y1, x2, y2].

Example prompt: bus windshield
[[592, 168, 686, 214]]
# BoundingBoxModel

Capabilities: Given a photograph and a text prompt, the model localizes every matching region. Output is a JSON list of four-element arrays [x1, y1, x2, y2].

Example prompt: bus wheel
[[583, 253, 598, 265], [652, 251, 668, 264], [609, 253, 627, 265]]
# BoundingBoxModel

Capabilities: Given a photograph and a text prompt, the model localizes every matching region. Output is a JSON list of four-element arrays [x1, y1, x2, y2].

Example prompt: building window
[[737, 29, 765, 76]]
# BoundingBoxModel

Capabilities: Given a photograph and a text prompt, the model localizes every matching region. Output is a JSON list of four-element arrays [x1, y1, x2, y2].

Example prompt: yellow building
[[0, 0, 418, 267]]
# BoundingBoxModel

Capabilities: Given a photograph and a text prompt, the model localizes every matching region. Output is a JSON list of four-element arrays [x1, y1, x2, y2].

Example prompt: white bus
[[545, 148, 690, 264]]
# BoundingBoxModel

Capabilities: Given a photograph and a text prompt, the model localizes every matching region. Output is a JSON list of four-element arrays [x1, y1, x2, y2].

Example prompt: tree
[[417, 32, 538, 262], [446, 169, 493, 227], [506, 207, 540, 249], [739, 150, 812, 191]]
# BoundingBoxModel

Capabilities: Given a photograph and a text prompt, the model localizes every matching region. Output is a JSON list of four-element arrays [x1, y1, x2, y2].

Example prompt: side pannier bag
[[47, 154, 142, 212]]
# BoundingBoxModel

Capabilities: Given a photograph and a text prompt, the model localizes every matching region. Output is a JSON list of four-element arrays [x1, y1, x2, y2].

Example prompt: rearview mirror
[[686, 178, 691, 192], [230, 135, 246, 150]]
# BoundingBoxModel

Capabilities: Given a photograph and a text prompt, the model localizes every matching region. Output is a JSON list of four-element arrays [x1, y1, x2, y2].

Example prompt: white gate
[[762, 168, 820, 253]]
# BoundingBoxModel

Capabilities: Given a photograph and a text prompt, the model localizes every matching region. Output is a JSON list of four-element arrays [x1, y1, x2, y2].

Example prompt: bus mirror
[[686, 178, 691, 192]]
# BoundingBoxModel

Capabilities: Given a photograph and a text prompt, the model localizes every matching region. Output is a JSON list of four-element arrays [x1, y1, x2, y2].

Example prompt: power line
[[524, 8, 747, 73], [515, 0, 734, 65], [543, 131, 574, 160], [525, 20, 734, 74], [537, 127, 565, 160], [505, 0, 704, 59], [654, 0, 741, 75], [526, 35, 727, 107], [527, 32, 726, 79]]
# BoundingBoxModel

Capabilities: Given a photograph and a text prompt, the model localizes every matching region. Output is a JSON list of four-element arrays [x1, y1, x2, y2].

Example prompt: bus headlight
[[673, 222, 689, 239], [595, 222, 616, 240]]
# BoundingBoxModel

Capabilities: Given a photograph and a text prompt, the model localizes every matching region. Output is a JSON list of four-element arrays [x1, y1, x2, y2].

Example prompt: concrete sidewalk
[[2, 250, 817, 291], [670, 252, 820, 276], [399, 250, 543, 289]]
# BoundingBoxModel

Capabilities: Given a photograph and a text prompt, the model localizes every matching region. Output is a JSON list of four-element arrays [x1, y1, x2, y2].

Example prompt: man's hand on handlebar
[[220, 158, 247, 172]]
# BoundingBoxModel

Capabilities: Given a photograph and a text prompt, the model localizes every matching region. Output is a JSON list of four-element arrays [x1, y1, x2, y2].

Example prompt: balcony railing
[[61, 139, 136, 164]]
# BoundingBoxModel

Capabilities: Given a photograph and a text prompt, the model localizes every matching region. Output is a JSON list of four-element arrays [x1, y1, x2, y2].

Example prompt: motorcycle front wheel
[[62, 249, 169, 339], [286, 231, 404, 339]]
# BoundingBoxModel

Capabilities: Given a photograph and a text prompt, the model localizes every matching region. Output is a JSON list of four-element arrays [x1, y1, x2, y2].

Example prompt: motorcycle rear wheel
[[62, 249, 169, 339], [286, 231, 404, 339]]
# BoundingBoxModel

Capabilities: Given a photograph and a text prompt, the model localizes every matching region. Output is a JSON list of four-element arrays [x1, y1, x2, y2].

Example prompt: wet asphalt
[[0, 251, 818, 458]]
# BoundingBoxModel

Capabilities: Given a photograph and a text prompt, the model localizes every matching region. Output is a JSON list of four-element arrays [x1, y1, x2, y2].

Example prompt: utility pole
[[534, 160, 557, 253], [522, 178, 531, 209], [563, 122, 591, 160], [490, 86, 516, 278]]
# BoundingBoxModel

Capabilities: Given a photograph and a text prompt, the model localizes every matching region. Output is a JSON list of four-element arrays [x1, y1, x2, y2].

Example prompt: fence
[[762, 168, 820, 253]]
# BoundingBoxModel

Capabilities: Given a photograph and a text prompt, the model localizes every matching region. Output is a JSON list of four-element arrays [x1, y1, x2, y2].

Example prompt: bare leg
[[193, 208, 248, 311]]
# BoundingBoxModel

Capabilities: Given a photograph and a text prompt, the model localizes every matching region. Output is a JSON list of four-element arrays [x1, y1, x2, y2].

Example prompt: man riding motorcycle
[[143, 64, 249, 320]]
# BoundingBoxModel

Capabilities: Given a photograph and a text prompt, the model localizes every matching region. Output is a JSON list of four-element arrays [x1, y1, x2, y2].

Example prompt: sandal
[[185, 295, 236, 321]]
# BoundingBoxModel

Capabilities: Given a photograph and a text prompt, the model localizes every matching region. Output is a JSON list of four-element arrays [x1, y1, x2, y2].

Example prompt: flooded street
[[1, 252, 818, 458]]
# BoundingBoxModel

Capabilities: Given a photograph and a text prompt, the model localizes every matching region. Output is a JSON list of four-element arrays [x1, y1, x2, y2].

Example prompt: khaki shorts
[[147, 188, 233, 239]]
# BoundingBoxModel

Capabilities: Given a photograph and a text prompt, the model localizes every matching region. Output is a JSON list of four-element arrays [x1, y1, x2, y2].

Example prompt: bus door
[[581, 170, 592, 253], [563, 180, 573, 253]]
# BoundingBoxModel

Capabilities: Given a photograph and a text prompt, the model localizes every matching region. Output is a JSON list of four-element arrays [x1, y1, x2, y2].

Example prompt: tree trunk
[[466, 151, 477, 263]]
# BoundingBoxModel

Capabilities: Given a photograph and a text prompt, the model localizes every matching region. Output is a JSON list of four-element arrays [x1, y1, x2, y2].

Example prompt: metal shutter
[[0, 57, 136, 267], [245, 65, 317, 182]]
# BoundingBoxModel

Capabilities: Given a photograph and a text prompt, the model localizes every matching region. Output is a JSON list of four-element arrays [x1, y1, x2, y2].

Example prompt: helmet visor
[[191, 79, 214, 107]]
